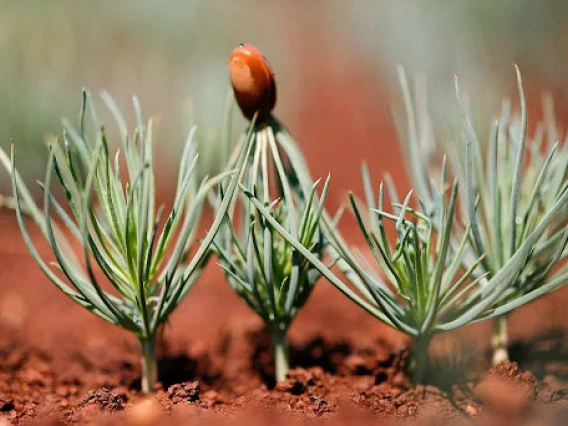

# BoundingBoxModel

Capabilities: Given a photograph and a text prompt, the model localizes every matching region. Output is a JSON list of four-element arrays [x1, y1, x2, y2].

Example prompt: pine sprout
[[212, 117, 329, 382], [244, 155, 568, 384], [0, 90, 251, 393], [397, 66, 568, 365]]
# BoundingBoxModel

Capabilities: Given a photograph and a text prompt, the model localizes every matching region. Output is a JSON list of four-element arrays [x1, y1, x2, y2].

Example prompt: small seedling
[[214, 124, 329, 382], [213, 44, 328, 382], [397, 66, 568, 364], [246, 174, 568, 383], [244, 152, 568, 385], [0, 90, 249, 393]]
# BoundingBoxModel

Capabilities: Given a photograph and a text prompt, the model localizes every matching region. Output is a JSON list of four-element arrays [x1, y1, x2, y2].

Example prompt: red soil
[[2, 42, 568, 423], [1, 201, 568, 426]]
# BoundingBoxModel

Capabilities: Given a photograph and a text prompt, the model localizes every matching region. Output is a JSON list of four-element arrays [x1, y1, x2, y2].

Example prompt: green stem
[[140, 336, 158, 394], [491, 314, 509, 365], [410, 334, 431, 385], [272, 329, 290, 382]]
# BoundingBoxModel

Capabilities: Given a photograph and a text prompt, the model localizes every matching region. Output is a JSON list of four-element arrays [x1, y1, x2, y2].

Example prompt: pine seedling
[[397, 66, 568, 364], [215, 43, 332, 382], [213, 122, 329, 382], [0, 90, 250, 393], [243, 153, 568, 384]]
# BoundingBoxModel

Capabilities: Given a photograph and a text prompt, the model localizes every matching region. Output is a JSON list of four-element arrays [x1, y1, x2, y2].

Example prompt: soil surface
[[1, 206, 568, 426], [2, 71, 568, 424]]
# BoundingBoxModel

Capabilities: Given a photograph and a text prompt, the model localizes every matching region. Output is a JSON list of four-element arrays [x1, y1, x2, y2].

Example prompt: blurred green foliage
[[0, 1, 292, 189], [1, 0, 567, 192]]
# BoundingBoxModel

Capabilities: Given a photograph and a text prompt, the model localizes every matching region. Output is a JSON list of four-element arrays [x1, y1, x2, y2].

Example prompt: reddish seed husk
[[229, 43, 276, 121]]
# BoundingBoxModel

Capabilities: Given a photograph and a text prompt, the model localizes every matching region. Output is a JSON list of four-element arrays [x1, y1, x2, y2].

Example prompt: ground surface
[[2, 72, 568, 424], [1, 207, 568, 426]]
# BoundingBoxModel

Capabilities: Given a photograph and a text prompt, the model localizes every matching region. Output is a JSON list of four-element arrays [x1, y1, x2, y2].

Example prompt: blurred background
[[1, 0, 568, 208], [1, 0, 568, 407]]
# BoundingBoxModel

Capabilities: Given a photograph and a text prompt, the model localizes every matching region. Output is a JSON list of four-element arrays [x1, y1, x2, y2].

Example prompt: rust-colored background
[[2, 1, 568, 424]]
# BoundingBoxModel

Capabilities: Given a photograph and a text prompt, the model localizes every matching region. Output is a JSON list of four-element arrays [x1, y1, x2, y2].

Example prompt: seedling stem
[[140, 336, 158, 393]]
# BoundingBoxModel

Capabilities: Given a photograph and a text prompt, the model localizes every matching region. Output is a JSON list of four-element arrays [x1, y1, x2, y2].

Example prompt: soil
[[2, 65, 568, 424], [1, 207, 568, 426]]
